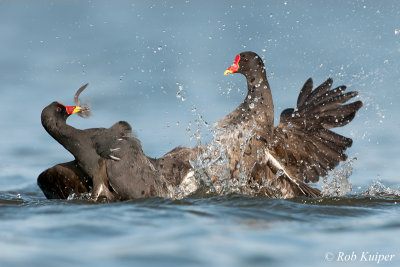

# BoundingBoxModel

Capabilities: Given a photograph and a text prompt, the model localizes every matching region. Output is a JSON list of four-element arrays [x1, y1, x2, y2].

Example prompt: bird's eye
[[242, 57, 249, 62], [56, 107, 62, 112]]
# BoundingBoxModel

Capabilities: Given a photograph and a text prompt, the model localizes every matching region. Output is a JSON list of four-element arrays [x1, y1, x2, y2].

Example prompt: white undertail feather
[[264, 150, 306, 195]]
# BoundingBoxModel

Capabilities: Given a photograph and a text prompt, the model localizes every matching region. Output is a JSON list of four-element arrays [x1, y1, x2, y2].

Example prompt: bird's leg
[[91, 158, 116, 201]]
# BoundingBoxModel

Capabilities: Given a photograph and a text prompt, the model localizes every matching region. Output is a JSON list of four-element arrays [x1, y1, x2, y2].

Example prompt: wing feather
[[272, 78, 362, 184]]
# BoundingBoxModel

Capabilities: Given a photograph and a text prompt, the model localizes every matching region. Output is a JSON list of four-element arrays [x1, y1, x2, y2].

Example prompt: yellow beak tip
[[72, 106, 82, 114], [224, 70, 231, 76]]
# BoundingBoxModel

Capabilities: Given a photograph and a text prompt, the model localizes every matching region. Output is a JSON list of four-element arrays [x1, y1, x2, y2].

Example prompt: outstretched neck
[[42, 117, 84, 159], [244, 68, 274, 134]]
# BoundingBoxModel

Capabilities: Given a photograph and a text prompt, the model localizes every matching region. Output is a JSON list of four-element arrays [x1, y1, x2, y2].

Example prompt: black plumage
[[219, 51, 362, 197]]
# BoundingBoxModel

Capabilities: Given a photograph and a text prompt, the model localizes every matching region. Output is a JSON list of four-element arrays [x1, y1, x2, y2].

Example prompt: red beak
[[224, 55, 240, 75]]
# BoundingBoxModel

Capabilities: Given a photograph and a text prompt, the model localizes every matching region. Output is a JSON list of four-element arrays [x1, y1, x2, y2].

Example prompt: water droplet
[[395, 29, 399, 35], [158, 45, 163, 51], [262, 48, 266, 52], [175, 83, 186, 101], [249, 103, 255, 109]]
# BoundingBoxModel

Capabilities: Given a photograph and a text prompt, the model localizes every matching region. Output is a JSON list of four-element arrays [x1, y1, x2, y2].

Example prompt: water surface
[[0, 1, 399, 266]]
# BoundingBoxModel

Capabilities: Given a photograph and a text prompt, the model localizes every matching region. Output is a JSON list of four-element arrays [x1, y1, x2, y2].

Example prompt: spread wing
[[272, 78, 363, 184]]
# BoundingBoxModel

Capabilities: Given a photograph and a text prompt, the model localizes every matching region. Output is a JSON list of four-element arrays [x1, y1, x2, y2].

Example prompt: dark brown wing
[[272, 78, 362, 183], [91, 121, 171, 199], [92, 121, 136, 160], [154, 147, 196, 186]]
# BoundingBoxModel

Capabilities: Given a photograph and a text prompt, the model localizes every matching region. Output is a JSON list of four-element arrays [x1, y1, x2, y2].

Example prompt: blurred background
[[0, 0, 399, 191]]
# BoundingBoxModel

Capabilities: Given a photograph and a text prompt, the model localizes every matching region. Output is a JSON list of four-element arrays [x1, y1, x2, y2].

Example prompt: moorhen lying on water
[[38, 84, 195, 200]]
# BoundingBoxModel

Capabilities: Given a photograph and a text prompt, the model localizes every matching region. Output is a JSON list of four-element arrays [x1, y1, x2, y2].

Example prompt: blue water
[[1, 1, 399, 266]]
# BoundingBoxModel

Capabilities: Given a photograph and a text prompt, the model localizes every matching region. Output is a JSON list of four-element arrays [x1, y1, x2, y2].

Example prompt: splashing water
[[67, 192, 95, 201], [184, 116, 264, 197], [321, 157, 355, 197], [172, 89, 371, 200], [363, 181, 400, 197]]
